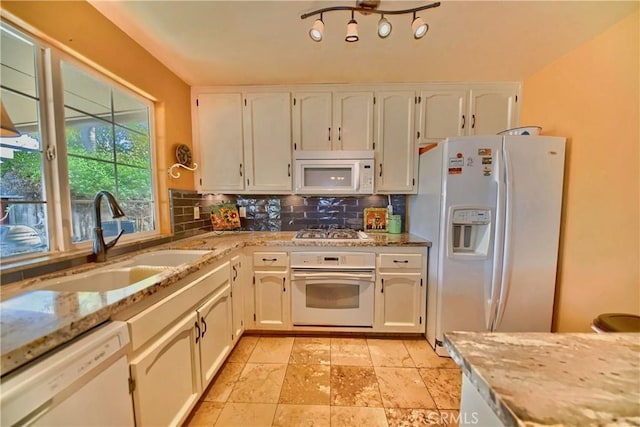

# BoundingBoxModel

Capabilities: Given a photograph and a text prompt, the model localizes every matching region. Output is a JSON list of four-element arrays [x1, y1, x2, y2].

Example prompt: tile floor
[[185, 335, 462, 427]]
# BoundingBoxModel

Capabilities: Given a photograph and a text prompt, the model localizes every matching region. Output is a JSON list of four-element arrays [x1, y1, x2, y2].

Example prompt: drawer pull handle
[[262, 258, 278, 262], [324, 257, 339, 261], [195, 321, 201, 344], [232, 265, 238, 281], [282, 277, 286, 293], [381, 277, 384, 293], [393, 260, 409, 263]]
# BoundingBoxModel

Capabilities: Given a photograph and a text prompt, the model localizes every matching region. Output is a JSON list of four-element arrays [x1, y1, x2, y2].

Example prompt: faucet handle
[[105, 229, 125, 250]]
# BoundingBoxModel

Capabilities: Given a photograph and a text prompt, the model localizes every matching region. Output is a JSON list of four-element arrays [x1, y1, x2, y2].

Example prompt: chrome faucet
[[93, 190, 126, 262]]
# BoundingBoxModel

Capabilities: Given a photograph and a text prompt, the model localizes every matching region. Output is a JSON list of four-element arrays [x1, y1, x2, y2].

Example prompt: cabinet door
[[376, 273, 423, 332], [231, 254, 244, 340], [254, 272, 290, 329], [243, 93, 292, 192], [468, 87, 518, 136], [419, 89, 468, 143], [292, 92, 332, 151], [375, 91, 417, 193], [197, 283, 233, 387], [333, 92, 375, 151], [195, 93, 244, 192], [130, 312, 201, 427]]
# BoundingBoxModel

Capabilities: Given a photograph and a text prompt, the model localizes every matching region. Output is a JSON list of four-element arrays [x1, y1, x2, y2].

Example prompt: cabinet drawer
[[253, 252, 288, 268], [127, 261, 230, 352], [379, 254, 422, 269]]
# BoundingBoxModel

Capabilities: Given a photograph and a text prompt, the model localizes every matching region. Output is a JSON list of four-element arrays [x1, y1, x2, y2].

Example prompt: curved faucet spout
[[93, 190, 126, 262]]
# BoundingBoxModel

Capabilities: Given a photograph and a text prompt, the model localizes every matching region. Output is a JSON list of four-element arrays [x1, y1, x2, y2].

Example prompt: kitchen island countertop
[[1, 231, 429, 375], [444, 331, 640, 426]]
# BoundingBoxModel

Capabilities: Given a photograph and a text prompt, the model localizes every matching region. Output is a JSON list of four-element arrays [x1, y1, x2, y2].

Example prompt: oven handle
[[291, 272, 375, 281]]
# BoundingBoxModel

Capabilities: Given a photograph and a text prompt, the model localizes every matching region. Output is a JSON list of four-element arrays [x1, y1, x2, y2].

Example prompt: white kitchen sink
[[126, 249, 211, 267], [41, 266, 169, 293]]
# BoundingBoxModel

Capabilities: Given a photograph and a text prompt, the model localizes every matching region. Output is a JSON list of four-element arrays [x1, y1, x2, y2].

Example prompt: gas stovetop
[[294, 227, 370, 240]]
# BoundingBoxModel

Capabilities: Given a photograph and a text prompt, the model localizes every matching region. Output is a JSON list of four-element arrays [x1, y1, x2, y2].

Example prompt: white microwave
[[294, 150, 375, 195]]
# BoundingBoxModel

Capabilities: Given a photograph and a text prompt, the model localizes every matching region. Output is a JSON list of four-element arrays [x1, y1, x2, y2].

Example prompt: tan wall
[[1, 1, 195, 234], [521, 10, 640, 331]]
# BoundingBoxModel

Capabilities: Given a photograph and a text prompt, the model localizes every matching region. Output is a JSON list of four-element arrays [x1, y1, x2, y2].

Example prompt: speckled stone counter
[[444, 331, 640, 426], [0, 231, 429, 376]]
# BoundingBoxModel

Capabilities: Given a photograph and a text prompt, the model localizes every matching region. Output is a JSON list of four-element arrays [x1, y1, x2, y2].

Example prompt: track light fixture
[[345, 10, 359, 42], [302, 1, 440, 43]]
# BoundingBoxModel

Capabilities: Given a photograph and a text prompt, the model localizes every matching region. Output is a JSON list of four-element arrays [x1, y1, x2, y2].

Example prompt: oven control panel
[[290, 252, 376, 269]]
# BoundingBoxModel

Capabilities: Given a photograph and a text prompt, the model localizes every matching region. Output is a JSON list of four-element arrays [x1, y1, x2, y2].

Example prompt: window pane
[[115, 125, 149, 167], [0, 24, 49, 259], [61, 62, 110, 118], [0, 26, 37, 97], [65, 108, 114, 161], [62, 61, 155, 244]]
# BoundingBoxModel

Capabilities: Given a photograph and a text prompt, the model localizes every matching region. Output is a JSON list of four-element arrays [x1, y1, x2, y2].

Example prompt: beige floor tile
[[184, 401, 224, 426], [330, 337, 372, 366], [214, 402, 277, 427], [331, 365, 383, 407], [202, 362, 244, 402], [227, 335, 259, 363], [331, 406, 389, 427], [228, 363, 287, 403], [403, 339, 458, 369], [384, 408, 446, 426], [419, 369, 462, 409], [367, 339, 415, 367], [375, 367, 437, 409], [439, 409, 461, 427], [248, 336, 295, 364], [272, 404, 331, 427], [290, 337, 331, 365], [279, 364, 331, 405]]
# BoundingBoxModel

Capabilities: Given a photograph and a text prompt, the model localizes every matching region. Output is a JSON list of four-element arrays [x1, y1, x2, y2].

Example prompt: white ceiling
[[88, 0, 638, 86]]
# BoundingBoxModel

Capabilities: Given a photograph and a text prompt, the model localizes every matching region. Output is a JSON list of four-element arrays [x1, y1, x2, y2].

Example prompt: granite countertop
[[444, 331, 640, 426], [0, 231, 429, 376]]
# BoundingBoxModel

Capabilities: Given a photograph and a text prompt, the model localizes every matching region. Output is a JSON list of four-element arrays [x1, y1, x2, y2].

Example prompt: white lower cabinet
[[129, 312, 201, 427], [375, 253, 425, 332], [126, 261, 232, 427], [253, 252, 290, 329], [231, 254, 245, 341], [197, 283, 233, 386]]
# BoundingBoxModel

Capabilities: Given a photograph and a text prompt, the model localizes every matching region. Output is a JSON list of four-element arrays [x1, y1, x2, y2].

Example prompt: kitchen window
[[0, 22, 157, 260]]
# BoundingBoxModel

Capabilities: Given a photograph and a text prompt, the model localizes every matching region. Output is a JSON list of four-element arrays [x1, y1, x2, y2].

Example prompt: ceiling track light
[[302, 1, 440, 43], [345, 10, 359, 42]]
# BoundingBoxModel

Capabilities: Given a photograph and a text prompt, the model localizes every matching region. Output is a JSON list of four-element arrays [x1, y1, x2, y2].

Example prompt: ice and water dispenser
[[448, 208, 492, 257]]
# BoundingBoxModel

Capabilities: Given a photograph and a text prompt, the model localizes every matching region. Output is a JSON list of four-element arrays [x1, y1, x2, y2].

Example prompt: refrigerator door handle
[[487, 148, 505, 330], [495, 145, 515, 329]]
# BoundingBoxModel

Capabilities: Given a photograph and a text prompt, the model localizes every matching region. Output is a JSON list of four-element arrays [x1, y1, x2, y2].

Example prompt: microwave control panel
[[360, 161, 374, 192]]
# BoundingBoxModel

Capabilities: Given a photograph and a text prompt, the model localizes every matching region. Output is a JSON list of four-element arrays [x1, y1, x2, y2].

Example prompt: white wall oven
[[290, 252, 375, 327], [294, 150, 375, 195]]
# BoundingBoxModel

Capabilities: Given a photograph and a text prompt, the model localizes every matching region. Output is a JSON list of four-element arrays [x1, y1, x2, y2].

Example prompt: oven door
[[291, 270, 375, 327]]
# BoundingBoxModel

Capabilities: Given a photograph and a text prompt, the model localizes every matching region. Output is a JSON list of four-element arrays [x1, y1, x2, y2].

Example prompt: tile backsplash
[[169, 190, 406, 235]]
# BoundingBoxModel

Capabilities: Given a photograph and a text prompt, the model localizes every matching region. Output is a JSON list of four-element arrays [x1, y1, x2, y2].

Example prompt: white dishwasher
[[1, 321, 134, 426]]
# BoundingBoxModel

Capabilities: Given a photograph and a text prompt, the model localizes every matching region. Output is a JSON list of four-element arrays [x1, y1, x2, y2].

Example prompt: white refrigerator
[[409, 135, 566, 356]]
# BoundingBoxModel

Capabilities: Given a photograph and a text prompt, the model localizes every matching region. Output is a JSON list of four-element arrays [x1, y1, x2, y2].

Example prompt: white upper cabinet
[[292, 92, 332, 151], [194, 93, 244, 192], [375, 91, 417, 194], [292, 91, 374, 151], [243, 92, 293, 193], [332, 92, 375, 151], [418, 83, 520, 143], [418, 89, 468, 142], [468, 87, 518, 136]]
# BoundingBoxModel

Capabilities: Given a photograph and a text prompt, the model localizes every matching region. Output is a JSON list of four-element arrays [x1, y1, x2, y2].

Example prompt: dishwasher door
[[1, 321, 134, 427]]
